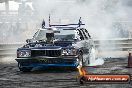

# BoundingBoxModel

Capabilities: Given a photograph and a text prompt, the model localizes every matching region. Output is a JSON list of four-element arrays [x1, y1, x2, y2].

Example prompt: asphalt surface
[[0, 56, 132, 88]]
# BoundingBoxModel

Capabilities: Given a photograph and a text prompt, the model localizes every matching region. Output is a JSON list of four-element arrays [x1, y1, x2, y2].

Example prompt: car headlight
[[17, 50, 31, 57], [62, 49, 77, 56]]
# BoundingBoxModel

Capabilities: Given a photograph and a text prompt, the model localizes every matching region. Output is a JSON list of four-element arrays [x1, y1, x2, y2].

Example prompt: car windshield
[[54, 28, 76, 41], [54, 34, 75, 41], [32, 28, 76, 41], [33, 30, 46, 40]]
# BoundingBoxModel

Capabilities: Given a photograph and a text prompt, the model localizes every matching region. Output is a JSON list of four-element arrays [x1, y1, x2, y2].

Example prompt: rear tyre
[[77, 53, 83, 67], [77, 76, 86, 85]]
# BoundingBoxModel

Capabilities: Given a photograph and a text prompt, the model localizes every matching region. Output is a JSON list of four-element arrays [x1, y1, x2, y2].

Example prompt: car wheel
[[77, 76, 86, 84], [18, 63, 32, 72]]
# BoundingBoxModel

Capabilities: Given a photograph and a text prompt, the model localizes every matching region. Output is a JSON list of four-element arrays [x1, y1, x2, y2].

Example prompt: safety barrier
[[94, 38, 132, 51], [0, 38, 132, 56], [0, 43, 24, 56]]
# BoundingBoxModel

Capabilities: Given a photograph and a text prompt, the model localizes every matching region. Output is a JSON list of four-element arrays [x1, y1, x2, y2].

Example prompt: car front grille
[[38, 58, 75, 64], [31, 50, 62, 57]]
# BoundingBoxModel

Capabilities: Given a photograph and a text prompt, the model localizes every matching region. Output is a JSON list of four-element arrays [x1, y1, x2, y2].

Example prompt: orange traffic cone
[[128, 53, 132, 68]]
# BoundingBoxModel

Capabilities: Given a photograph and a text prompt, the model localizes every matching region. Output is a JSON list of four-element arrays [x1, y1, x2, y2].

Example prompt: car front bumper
[[15, 56, 79, 68]]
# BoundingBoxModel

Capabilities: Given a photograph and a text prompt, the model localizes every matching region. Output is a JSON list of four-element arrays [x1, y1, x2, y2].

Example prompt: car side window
[[81, 28, 88, 39], [77, 29, 84, 40], [84, 29, 91, 38]]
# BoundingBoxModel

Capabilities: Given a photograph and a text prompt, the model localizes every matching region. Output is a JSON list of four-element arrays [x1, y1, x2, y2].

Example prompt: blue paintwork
[[22, 63, 77, 68], [16, 26, 81, 70], [16, 41, 80, 69], [16, 56, 78, 68], [17, 41, 74, 51], [54, 41, 73, 47]]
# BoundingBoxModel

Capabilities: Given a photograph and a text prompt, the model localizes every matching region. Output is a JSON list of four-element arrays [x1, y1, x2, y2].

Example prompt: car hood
[[18, 41, 75, 50]]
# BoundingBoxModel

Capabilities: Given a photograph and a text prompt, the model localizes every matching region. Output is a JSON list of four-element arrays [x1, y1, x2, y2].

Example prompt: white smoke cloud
[[0, 0, 132, 41], [32, 0, 131, 39], [1, 0, 131, 63]]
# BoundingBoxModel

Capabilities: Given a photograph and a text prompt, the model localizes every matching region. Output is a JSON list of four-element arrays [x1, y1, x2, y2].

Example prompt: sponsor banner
[[78, 74, 131, 84]]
